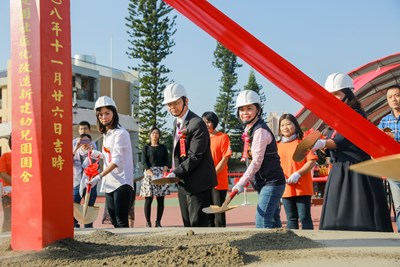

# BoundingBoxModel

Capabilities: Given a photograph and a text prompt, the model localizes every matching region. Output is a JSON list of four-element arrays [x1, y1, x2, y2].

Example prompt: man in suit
[[163, 83, 217, 227]]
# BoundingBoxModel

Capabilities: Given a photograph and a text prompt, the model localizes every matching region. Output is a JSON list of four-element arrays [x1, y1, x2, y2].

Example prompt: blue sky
[[1, 0, 400, 119]]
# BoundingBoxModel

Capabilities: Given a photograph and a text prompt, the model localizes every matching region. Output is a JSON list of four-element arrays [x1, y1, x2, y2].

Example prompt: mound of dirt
[[0, 228, 320, 266], [0, 228, 399, 266]]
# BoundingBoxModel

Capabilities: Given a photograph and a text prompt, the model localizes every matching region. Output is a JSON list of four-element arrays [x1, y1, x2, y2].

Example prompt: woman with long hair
[[312, 72, 392, 232], [87, 96, 134, 228], [140, 126, 170, 227]]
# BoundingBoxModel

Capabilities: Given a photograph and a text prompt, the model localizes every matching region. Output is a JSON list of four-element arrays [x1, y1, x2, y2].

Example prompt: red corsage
[[241, 132, 251, 162], [84, 150, 100, 178], [178, 128, 188, 158], [83, 151, 101, 192], [103, 146, 112, 163]]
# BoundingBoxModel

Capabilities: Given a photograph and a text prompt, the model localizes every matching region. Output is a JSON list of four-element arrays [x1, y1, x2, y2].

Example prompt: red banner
[[11, 0, 73, 250]]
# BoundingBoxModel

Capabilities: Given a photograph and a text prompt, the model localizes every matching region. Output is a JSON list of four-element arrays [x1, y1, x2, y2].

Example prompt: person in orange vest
[[202, 111, 232, 227], [0, 134, 12, 232], [277, 114, 317, 230]]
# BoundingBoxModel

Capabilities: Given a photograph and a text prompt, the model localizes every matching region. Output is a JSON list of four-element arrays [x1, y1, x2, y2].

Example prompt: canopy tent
[[296, 53, 400, 131]]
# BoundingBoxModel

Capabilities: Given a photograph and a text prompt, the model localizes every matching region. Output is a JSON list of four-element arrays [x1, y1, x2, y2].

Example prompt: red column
[[163, 0, 400, 158], [10, 0, 73, 250]]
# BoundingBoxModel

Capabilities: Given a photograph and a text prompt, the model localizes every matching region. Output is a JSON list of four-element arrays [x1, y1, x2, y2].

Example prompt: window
[[73, 75, 96, 102]]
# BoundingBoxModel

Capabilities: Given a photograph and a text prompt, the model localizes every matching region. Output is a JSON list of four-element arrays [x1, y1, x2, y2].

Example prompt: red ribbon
[[179, 136, 186, 157], [241, 132, 250, 162], [179, 129, 187, 158], [103, 146, 111, 163], [83, 151, 100, 180], [163, 170, 172, 178]]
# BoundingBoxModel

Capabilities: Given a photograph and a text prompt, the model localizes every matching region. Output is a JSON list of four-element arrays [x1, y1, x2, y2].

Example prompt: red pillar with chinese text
[[10, 0, 73, 250]]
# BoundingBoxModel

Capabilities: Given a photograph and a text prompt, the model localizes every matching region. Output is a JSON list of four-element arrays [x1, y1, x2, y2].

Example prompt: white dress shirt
[[100, 127, 134, 193]]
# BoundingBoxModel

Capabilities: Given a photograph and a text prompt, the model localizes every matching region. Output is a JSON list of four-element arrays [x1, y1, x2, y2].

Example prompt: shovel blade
[[202, 205, 238, 214], [73, 203, 100, 224], [349, 154, 400, 181], [152, 177, 180, 185], [293, 131, 321, 162]]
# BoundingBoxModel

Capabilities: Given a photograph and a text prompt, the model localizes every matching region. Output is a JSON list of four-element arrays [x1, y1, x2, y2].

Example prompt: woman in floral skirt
[[140, 126, 170, 227]]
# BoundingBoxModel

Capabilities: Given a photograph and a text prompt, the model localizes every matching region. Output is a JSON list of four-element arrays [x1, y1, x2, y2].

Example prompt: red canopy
[[296, 53, 400, 129]]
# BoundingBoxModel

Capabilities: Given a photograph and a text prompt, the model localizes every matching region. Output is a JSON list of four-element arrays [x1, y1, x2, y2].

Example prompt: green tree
[[213, 42, 242, 132], [126, 0, 176, 149], [212, 42, 242, 155], [243, 69, 266, 117]]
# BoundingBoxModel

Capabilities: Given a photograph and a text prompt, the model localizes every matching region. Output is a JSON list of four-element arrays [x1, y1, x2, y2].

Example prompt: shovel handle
[[86, 175, 93, 193], [222, 190, 238, 208], [229, 190, 238, 199]]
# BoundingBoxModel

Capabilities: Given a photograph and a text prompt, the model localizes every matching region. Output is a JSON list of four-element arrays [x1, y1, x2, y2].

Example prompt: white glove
[[311, 139, 326, 152], [166, 172, 176, 178], [286, 172, 301, 184], [86, 175, 101, 186], [232, 182, 245, 195]]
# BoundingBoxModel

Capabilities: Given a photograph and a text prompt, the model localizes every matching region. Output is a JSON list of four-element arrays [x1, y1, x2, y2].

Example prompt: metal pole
[[110, 36, 113, 99]]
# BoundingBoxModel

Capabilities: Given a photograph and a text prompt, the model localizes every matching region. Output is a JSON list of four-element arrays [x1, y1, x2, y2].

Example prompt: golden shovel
[[152, 177, 180, 185], [202, 190, 239, 214], [73, 181, 100, 224], [293, 130, 322, 162], [349, 154, 400, 181]]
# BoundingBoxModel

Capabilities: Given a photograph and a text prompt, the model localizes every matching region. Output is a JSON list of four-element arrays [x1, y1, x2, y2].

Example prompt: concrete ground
[[92, 190, 324, 229]]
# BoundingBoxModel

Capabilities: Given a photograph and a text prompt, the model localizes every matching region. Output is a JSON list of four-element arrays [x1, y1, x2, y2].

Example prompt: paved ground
[[1, 190, 397, 231], [91, 190, 324, 229]]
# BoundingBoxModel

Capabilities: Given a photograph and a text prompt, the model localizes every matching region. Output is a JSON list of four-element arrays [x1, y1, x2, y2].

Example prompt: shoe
[[155, 221, 162, 227], [146, 222, 152, 227]]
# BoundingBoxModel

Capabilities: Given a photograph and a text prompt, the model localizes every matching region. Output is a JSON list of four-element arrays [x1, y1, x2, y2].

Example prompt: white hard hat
[[324, 72, 354, 93], [94, 96, 117, 110], [235, 90, 261, 108], [162, 83, 186, 104]]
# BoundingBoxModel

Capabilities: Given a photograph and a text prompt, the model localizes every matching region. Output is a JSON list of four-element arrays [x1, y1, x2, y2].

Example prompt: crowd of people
[[1, 72, 399, 232]]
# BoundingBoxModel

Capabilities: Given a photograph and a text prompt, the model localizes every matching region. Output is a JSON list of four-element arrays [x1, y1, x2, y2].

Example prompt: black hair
[[148, 126, 161, 145], [385, 85, 400, 94], [80, 133, 92, 140], [96, 105, 120, 134], [278, 113, 304, 140], [340, 88, 366, 116], [78, 121, 91, 130], [201, 111, 219, 129]]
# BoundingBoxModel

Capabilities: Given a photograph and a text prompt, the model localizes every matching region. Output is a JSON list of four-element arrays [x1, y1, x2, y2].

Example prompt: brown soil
[[0, 228, 399, 266]]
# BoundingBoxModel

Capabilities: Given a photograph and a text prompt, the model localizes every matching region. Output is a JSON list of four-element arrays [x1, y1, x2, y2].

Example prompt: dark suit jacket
[[173, 110, 217, 195]]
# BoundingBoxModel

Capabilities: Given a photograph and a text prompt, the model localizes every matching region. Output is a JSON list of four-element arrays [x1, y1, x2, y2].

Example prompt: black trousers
[[178, 189, 212, 227], [210, 188, 227, 227], [105, 184, 133, 228]]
